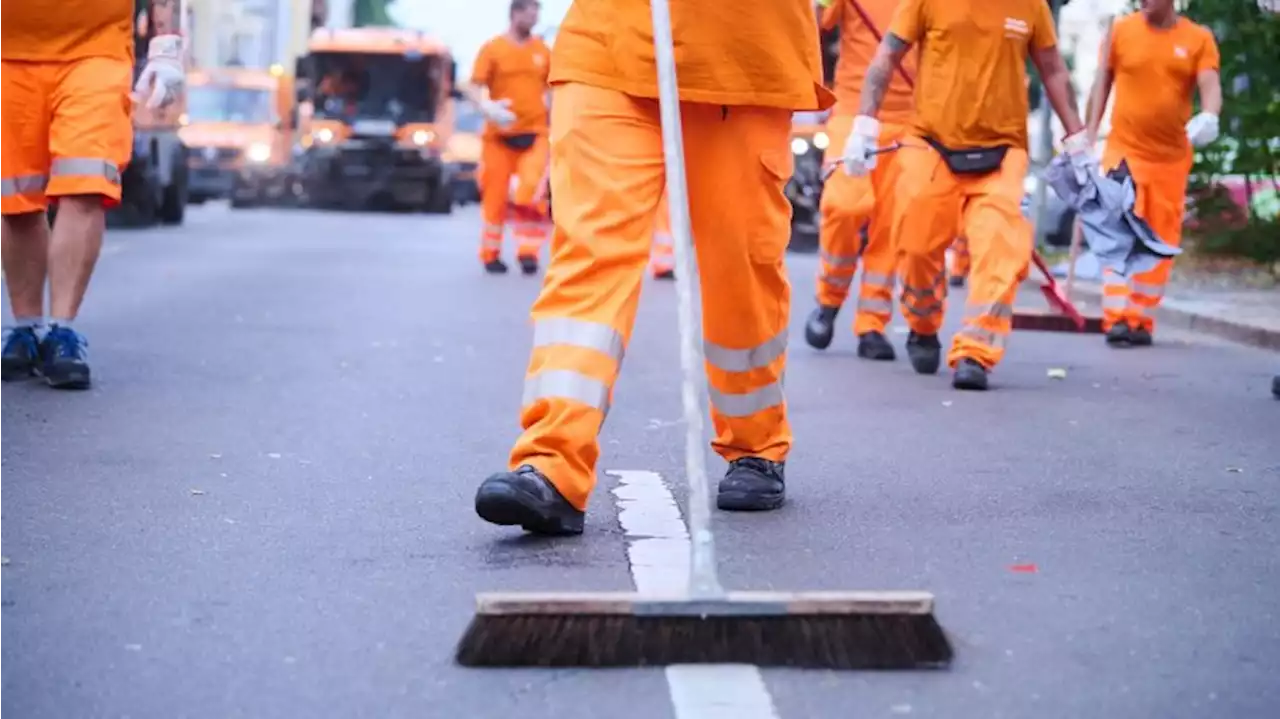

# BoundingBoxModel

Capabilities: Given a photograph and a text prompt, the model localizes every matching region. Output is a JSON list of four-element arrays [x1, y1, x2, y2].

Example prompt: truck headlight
[[813, 131, 829, 151], [246, 143, 271, 163], [313, 128, 335, 144], [791, 137, 810, 155], [412, 129, 434, 146]]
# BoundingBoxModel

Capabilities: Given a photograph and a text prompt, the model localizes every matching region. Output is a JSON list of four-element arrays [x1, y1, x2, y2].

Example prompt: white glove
[[133, 35, 186, 110], [1186, 112, 1220, 148], [841, 115, 881, 177], [1061, 130, 1098, 184], [480, 98, 516, 129]]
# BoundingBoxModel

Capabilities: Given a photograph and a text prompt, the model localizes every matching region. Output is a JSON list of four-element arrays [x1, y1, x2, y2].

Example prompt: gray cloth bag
[[1044, 155, 1182, 277]]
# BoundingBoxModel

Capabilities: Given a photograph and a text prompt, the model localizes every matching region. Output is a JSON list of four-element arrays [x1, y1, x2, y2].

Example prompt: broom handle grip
[[649, 0, 723, 599]]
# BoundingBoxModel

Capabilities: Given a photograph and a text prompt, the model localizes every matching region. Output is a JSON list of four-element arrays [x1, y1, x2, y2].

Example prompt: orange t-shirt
[[822, 0, 917, 123], [890, 0, 1056, 149], [1, 0, 134, 62], [471, 35, 552, 138], [1106, 13, 1219, 163], [548, 0, 835, 111]]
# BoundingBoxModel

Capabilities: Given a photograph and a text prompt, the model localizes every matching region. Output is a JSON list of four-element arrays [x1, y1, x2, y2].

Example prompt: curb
[[1068, 284, 1280, 351]]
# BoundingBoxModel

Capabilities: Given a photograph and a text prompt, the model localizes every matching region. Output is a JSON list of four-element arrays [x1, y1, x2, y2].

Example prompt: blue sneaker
[[38, 325, 91, 390], [1, 326, 41, 381]]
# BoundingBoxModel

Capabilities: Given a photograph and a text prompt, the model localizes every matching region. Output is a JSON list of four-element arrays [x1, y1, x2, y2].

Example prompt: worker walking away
[[464, 0, 552, 276], [947, 235, 969, 288], [804, 0, 916, 361], [650, 192, 675, 280], [472, 0, 834, 535], [1, 0, 185, 389], [843, 0, 1094, 391], [1088, 0, 1221, 348]]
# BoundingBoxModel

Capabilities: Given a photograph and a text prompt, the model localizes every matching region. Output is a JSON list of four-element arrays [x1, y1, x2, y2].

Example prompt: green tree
[[353, 0, 396, 27]]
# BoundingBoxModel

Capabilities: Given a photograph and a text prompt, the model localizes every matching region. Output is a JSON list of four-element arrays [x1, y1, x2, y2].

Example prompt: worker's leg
[[684, 103, 793, 512], [806, 115, 881, 351], [948, 148, 1033, 390], [850, 124, 909, 360], [649, 192, 675, 278], [478, 83, 663, 534], [478, 139, 517, 269], [948, 235, 970, 286], [1099, 148, 1137, 338], [1123, 155, 1191, 342], [892, 141, 963, 375], [511, 134, 551, 273], [1, 61, 53, 381]]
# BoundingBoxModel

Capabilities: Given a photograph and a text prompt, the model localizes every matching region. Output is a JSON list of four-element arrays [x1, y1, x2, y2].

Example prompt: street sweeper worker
[[650, 192, 676, 280], [464, 0, 552, 276], [1, 0, 185, 390], [803, 0, 916, 361], [471, 0, 834, 535], [1088, 0, 1221, 348], [842, 0, 1095, 391]]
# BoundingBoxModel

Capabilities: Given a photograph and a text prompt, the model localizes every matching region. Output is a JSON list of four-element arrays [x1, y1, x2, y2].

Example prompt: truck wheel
[[426, 182, 453, 215], [160, 161, 187, 225]]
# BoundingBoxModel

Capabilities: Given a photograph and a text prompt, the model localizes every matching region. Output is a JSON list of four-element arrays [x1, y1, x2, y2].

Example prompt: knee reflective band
[[704, 331, 787, 418]]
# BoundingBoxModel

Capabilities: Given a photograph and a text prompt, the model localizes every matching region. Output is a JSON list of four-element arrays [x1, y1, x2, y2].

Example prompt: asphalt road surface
[[3, 203, 1278, 719]]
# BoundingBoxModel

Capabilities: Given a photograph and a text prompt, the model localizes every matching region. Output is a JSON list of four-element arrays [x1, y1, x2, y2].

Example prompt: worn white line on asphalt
[[609, 470, 782, 719]]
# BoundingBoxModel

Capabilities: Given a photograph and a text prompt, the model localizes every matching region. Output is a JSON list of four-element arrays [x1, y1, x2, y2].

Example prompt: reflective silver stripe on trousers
[[1130, 281, 1165, 300], [532, 317, 625, 361], [857, 297, 894, 314], [862, 271, 894, 287], [1102, 294, 1128, 309], [482, 223, 504, 235], [1, 174, 49, 197], [522, 369, 610, 412], [820, 252, 858, 268], [820, 274, 853, 289], [708, 381, 785, 418], [704, 330, 788, 373], [50, 157, 120, 184], [956, 325, 1007, 349], [962, 301, 1013, 323]]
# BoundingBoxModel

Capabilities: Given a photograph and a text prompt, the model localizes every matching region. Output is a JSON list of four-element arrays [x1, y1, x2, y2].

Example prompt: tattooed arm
[[857, 33, 912, 117]]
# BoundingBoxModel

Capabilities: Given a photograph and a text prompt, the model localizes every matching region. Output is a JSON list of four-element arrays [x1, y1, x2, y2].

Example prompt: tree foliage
[[353, 0, 396, 28]]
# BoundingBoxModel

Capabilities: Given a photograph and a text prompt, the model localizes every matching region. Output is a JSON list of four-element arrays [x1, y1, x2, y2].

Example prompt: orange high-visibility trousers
[[1, 57, 134, 215], [650, 192, 675, 276], [509, 82, 794, 510], [1099, 146, 1191, 332], [815, 116, 906, 335], [479, 134, 550, 263], [948, 235, 970, 279], [893, 140, 1032, 370]]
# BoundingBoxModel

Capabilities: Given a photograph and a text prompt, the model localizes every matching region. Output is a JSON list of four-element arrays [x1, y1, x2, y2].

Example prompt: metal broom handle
[[649, 0, 724, 599]]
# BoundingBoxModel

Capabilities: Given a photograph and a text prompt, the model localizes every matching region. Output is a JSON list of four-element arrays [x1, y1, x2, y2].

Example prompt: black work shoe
[[717, 457, 786, 511], [948, 274, 966, 288], [906, 332, 942, 375], [856, 330, 896, 361], [1129, 326, 1153, 347], [2, 326, 41, 381], [484, 259, 509, 274], [804, 305, 840, 350], [1105, 323, 1132, 346], [952, 357, 989, 391], [38, 325, 91, 390], [653, 269, 675, 281], [518, 255, 539, 275], [474, 465, 584, 536]]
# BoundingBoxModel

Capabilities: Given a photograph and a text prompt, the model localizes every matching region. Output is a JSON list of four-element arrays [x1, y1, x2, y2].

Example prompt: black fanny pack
[[923, 136, 1009, 176], [500, 133, 537, 151]]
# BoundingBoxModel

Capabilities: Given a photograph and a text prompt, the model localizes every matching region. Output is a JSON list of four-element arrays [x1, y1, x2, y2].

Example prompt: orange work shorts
[[1, 57, 134, 215]]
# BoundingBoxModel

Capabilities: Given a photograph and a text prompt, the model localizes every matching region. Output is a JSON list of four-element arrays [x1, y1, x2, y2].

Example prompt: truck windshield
[[311, 52, 441, 124], [454, 100, 484, 133], [187, 86, 275, 124]]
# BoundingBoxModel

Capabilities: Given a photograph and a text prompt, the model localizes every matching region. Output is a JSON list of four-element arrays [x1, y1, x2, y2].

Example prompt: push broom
[[454, 0, 953, 670]]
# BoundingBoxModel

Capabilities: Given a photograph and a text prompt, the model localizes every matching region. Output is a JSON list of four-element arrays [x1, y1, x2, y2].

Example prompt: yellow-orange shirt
[[471, 35, 552, 138], [823, 0, 917, 123], [889, 0, 1056, 149], [549, 0, 835, 111], [1107, 13, 1219, 163], [1, 0, 134, 62]]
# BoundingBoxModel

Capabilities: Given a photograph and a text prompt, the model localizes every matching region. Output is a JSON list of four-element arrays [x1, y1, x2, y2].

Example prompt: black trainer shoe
[[856, 330, 896, 361], [1129, 326, 1153, 347], [518, 255, 539, 275], [906, 331, 941, 375], [717, 457, 786, 511], [484, 259, 509, 274], [653, 268, 675, 280], [804, 305, 840, 350], [948, 274, 966, 288], [38, 325, 91, 390], [2, 326, 41, 382], [952, 357, 989, 391], [1105, 323, 1132, 346], [474, 464, 584, 535]]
